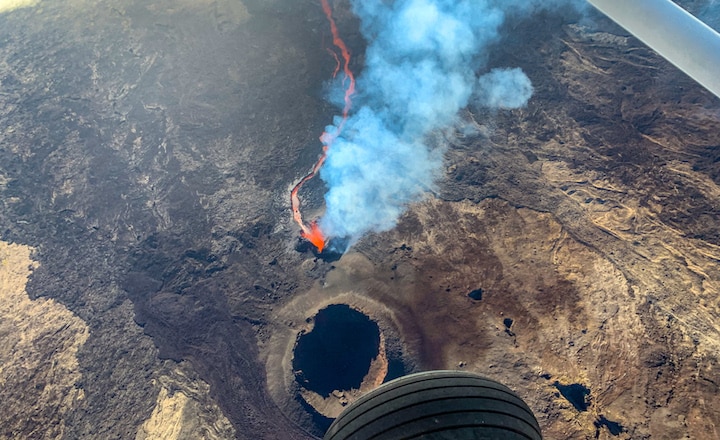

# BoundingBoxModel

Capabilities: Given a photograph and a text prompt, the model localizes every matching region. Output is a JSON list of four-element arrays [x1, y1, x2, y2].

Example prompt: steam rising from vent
[[300, 0, 583, 252], [476, 68, 534, 109]]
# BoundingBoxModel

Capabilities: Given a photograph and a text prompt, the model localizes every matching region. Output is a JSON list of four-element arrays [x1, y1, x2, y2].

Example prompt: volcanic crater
[[265, 288, 412, 436], [293, 304, 381, 398]]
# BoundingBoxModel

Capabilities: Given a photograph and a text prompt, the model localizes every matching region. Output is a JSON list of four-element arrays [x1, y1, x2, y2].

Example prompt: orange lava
[[327, 48, 341, 78], [303, 221, 326, 253], [290, 0, 356, 252]]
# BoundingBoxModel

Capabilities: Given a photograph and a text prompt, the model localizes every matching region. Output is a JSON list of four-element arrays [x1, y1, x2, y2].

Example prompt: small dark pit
[[594, 415, 625, 436], [468, 288, 483, 300], [554, 381, 591, 412], [503, 318, 515, 336]]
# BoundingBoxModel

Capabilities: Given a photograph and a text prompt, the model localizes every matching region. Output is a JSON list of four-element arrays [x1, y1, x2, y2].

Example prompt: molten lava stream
[[290, 0, 355, 253]]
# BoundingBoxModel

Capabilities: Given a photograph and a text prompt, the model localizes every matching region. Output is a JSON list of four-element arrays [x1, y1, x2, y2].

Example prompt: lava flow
[[290, 0, 356, 253]]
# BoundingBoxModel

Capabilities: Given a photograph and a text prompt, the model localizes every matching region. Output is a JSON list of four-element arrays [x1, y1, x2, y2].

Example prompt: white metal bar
[[588, 0, 720, 99]]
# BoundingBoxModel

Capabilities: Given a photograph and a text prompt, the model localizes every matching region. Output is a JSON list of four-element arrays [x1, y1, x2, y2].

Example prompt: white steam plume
[[318, 0, 582, 249]]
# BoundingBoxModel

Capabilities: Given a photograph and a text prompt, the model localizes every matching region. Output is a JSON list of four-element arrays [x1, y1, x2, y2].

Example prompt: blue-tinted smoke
[[476, 67, 534, 109], [318, 0, 580, 248]]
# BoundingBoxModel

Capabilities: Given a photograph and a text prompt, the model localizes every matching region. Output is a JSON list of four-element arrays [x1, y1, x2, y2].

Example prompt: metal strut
[[588, 0, 720, 99]]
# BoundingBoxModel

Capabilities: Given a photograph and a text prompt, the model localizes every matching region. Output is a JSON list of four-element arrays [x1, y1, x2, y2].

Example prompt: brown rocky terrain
[[1, 0, 720, 439]]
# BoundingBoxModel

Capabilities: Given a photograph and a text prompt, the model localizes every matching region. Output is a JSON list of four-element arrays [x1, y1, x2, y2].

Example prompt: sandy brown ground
[[0, 241, 88, 439], [0, 240, 236, 440]]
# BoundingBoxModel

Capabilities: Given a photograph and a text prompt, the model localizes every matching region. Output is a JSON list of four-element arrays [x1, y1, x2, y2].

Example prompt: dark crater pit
[[294, 237, 348, 263], [594, 415, 625, 436], [468, 288, 483, 300], [293, 304, 380, 397], [554, 381, 591, 412]]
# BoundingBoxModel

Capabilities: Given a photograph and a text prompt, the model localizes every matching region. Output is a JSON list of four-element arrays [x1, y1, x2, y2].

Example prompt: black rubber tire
[[323, 370, 542, 440]]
